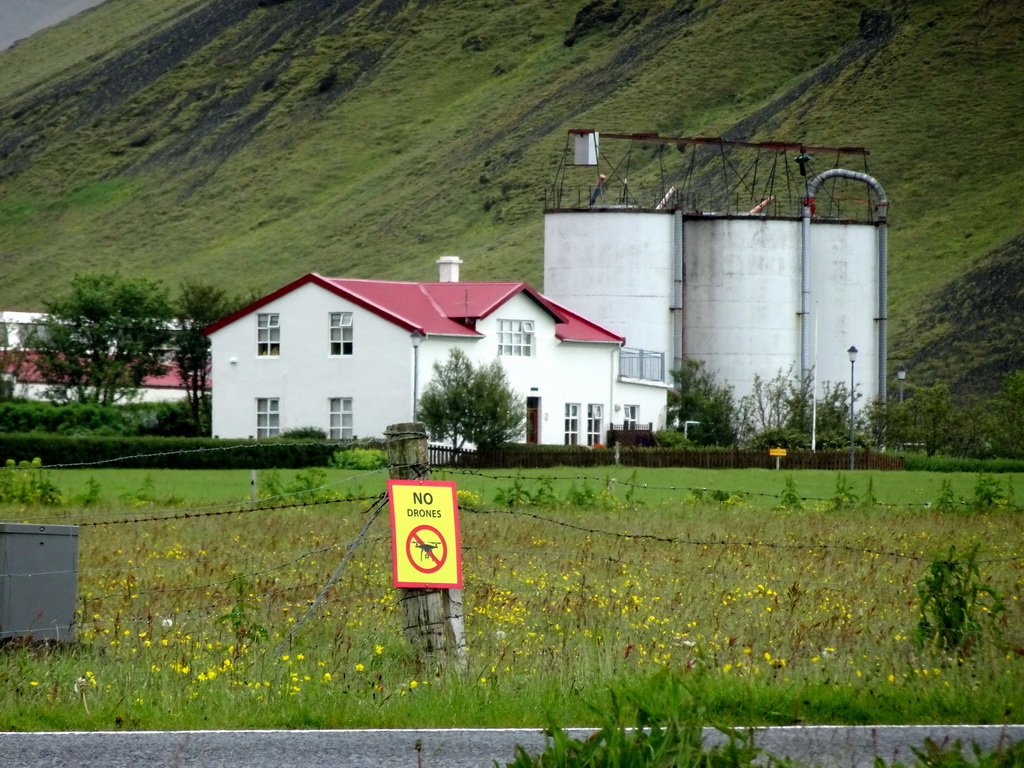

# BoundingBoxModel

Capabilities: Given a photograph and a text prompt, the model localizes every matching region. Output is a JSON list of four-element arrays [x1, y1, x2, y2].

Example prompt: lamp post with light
[[410, 330, 424, 421], [848, 346, 857, 470], [897, 365, 907, 403]]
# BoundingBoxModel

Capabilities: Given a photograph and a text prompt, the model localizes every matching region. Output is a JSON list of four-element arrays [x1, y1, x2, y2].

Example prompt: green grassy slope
[[0, 0, 1021, 396]]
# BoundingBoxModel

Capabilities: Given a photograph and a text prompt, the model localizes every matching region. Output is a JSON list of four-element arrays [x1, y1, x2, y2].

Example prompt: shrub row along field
[[0, 465, 1021, 731]]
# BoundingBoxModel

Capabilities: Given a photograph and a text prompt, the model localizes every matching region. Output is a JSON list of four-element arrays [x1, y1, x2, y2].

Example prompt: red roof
[[205, 273, 624, 344], [6, 352, 195, 390]]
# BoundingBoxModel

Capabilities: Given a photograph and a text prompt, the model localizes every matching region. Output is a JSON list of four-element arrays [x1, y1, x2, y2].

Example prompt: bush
[[654, 429, 691, 449], [0, 457, 63, 505], [330, 448, 388, 470], [281, 426, 328, 440]]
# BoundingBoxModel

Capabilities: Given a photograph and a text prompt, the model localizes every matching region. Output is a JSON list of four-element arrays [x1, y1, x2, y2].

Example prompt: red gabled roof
[[204, 273, 623, 344], [537, 294, 626, 344], [6, 352, 196, 390]]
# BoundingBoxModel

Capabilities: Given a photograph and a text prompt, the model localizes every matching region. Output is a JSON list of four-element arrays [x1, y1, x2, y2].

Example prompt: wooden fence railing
[[427, 445, 905, 471]]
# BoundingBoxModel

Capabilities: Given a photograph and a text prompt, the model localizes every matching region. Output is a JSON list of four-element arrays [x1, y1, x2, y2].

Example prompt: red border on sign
[[387, 479, 463, 588], [406, 524, 448, 573]]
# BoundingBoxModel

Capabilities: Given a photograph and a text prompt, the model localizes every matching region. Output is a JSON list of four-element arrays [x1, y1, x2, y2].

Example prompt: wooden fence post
[[385, 423, 467, 675]]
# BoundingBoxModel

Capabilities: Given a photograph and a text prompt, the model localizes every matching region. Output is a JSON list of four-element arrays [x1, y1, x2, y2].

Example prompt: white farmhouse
[[205, 262, 668, 445]]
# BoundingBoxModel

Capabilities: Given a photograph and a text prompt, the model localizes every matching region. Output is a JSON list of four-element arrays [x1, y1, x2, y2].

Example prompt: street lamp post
[[897, 365, 907, 403], [411, 331, 424, 421], [848, 346, 858, 470]]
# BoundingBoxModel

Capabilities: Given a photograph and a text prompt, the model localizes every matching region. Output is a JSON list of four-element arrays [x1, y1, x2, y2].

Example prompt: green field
[[1, 467, 1021, 731], [27, 465, 1023, 513]]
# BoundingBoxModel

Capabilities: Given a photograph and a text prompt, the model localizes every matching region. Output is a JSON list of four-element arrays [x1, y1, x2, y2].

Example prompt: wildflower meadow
[[0, 462, 1021, 731]]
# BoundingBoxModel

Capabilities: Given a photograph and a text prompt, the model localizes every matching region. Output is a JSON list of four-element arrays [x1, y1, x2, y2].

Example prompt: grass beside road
[[0, 466, 1021, 731]]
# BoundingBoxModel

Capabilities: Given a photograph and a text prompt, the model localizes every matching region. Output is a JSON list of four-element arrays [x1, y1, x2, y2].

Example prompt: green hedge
[[902, 453, 1024, 473], [0, 434, 340, 469], [0, 400, 196, 437]]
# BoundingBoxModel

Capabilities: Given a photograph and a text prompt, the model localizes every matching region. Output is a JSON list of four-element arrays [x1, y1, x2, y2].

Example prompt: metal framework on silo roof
[[547, 130, 878, 222]]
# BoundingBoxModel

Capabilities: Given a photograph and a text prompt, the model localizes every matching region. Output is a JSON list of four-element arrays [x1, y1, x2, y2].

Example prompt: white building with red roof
[[204, 260, 668, 445], [1, 310, 191, 403]]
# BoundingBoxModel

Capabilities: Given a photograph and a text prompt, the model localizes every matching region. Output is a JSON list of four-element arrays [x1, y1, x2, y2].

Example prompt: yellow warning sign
[[387, 479, 463, 589]]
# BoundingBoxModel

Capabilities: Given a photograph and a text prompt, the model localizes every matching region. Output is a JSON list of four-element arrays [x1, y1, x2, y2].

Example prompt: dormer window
[[497, 319, 534, 357]]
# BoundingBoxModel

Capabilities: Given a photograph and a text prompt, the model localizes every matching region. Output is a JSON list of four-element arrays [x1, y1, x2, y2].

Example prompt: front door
[[526, 397, 540, 444]]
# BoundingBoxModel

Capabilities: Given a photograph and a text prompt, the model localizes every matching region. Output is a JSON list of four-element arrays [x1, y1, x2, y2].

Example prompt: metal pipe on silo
[[801, 169, 889, 402], [672, 210, 684, 375]]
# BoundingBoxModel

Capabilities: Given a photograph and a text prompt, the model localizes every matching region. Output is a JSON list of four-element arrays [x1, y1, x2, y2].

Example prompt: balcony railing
[[619, 348, 664, 382]]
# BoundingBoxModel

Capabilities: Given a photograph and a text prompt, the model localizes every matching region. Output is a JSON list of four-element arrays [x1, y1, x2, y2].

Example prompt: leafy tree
[[34, 274, 173, 405], [174, 280, 237, 435], [419, 348, 525, 449], [904, 383, 960, 456], [737, 367, 794, 441], [737, 366, 866, 450], [988, 370, 1024, 458], [811, 380, 861, 450], [666, 359, 737, 446]]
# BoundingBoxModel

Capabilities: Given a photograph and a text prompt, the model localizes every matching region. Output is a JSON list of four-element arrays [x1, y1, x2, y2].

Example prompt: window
[[586, 403, 603, 447], [564, 403, 580, 445], [330, 312, 353, 356], [256, 398, 280, 438], [497, 319, 534, 357], [623, 404, 639, 430], [329, 397, 353, 440], [257, 313, 280, 356]]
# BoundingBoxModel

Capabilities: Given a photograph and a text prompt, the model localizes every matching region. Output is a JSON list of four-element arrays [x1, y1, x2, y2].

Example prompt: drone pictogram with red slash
[[405, 525, 448, 573]]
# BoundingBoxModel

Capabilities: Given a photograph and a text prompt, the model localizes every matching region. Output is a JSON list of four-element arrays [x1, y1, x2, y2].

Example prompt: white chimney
[[437, 255, 463, 282]]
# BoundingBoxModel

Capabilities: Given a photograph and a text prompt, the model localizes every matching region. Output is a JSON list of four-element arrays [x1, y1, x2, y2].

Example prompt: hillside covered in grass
[[0, 0, 1021, 397]]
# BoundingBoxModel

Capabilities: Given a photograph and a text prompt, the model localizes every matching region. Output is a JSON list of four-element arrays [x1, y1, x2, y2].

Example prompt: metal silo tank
[[681, 217, 802, 401], [543, 211, 676, 367], [808, 222, 880, 402]]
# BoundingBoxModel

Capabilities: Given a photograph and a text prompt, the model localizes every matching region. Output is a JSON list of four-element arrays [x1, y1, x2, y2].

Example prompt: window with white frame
[[257, 313, 280, 356], [586, 403, 603, 446], [256, 398, 280, 438], [330, 312, 353, 356], [497, 319, 534, 357], [329, 397, 353, 440], [564, 403, 580, 445], [623, 404, 639, 430]]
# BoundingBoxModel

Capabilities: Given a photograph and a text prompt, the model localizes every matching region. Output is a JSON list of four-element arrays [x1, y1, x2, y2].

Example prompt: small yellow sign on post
[[769, 447, 786, 470], [388, 479, 463, 589]]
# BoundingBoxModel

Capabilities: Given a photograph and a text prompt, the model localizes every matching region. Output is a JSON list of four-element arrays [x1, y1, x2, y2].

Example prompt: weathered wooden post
[[385, 422, 467, 674]]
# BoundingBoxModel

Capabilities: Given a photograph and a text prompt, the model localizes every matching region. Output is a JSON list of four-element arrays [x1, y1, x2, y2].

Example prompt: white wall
[[210, 285, 667, 444], [682, 217, 802, 400], [808, 222, 880, 401], [544, 211, 676, 363], [210, 283, 413, 440]]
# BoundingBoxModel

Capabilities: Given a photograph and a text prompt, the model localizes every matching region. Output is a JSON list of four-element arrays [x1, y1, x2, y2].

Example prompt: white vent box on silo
[[0, 523, 79, 641], [571, 129, 599, 166]]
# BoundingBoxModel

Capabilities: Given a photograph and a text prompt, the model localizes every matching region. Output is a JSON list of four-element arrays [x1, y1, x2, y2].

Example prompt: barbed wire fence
[[0, 442, 1021, 646]]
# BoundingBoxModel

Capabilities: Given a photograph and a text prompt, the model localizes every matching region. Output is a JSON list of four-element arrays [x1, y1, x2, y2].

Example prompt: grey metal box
[[0, 523, 79, 641]]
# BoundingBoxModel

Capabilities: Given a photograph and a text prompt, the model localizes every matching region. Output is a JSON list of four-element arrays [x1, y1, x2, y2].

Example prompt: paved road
[[0, 725, 1022, 767]]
